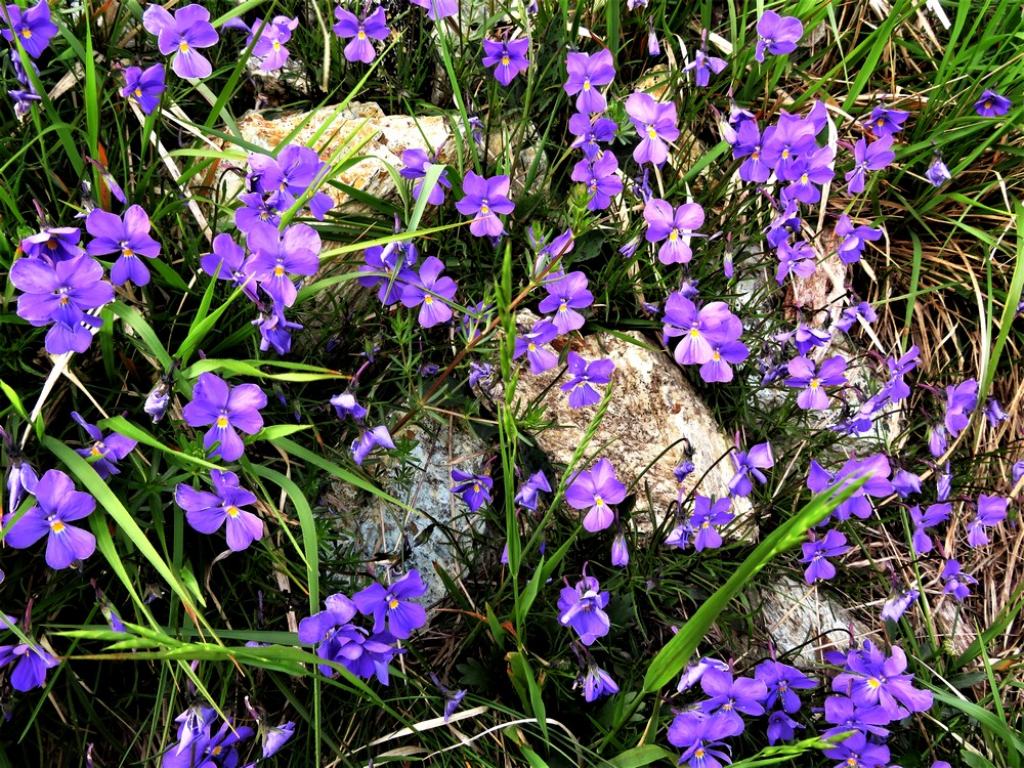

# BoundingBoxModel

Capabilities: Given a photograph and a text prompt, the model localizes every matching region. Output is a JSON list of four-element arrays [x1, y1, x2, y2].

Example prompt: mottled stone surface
[[488, 311, 756, 540], [323, 422, 489, 608], [758, 577, 873, 666]]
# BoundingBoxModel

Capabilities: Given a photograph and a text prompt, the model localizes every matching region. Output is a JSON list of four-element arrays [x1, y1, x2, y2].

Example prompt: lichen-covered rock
[[485, 311, 756, 540], [322, 422, 489, 608], [758, 577, 873, 666]]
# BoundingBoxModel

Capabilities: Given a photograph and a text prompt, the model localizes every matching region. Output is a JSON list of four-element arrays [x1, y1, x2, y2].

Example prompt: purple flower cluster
[[175, 469, 264, 552], [160, 706, 253, 768], [662, 292, 748, 383], [299, 570, 427, 683], [565, 50, 623, 211]]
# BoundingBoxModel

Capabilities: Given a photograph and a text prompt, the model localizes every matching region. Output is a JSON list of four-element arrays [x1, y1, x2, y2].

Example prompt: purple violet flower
[[482, 37, 529, 86], [582, 664, 619, 701], [800, 529, 849, 583], [71, 411, 137, 479], [823, 732, 890, 768], [784, 355, 847, 410], [175, 470, 264, 552], [754, 660, 815, 713], [353, 570, 428, 639], [330, 392, 366, 422], [567, 458, 626, 532], [865, 105, 909, 138], [245, 221, 321, 307], [351, 425, 395, 465], [570, 151, 623, 210], [513, 319, 559, 374], [643, 198, 704, 264], [626, 92, 680, 166], [732, 119, 771, 182], [455, 172, 514, 237], [967, 493, 1007, 547], [568, 112, 617, 158], [2, 468, 96, 569], [661, 293, 744, 372], [451, 469, 493, 512], [767, 710, 802, 745], [667, 711, 733, 768], [561, 352, 614, 408], [754, 10, 803, 62], [563, 49, 615, 113], [142, 4, 219, 79], [10, 254, 113, 354], [729, 442, 774, 497], [514, 470, 551, 511], [974, 89, 1011, 117], [1, 0, 57, 58], [835, 214, 882, 264], [246, 16, 298, 72], [200, 233, 259, 301], [401, 256, 457, 328], [333, 6, 389, 64], [610, 531, 629, 567], [261, 721, 296, 759], [944, 378, 978, 437], [830, 639, 934, 720], [880, 588, 919, 622], [910, 502, 950, 555], [20, 227, 84, 263], [926, 156, 951, 186], [557, 572, 610, 645], [182, 372, 267, 462], [120, 63, 165, 115], [845, 136, 895, 195], [538, 271, 593, 335], [690, 495, 734, 551], [400, 149, 451, 205], [0, 617, 60, 692], [408, 0, 458, 21], [685, 48, 727, 87], [699, 666, 768, 736], [807, 453, 894, 523], [941, 559, 976, 601], [85, 205, 162, 287]]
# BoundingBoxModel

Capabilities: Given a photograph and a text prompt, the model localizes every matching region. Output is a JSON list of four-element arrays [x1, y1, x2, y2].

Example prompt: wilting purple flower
[[732, 119, 771, 183], [144, 383, 171, 423], [2, 468, 96, 569], [261, 721, 295, 759], [0, 617, 60, 692], [401, 256, 457, 328], [834, 214, 882, 264], [928, 424, 948, 458], [254, 302, 302, 355], [1, 0, 57, 58], [182, 372, 267, 462], [351, 425, 394, 465], [892, 469, 922, 499], [563, 49, 615, 113], [451, 469, 493, 512], [246, 16, 298, 72], [784, 355, 847, 410], [909, 502, 950, 555], [456, 172, 514, 237], [688, 496, 733, 551], [11, 254, 113, 354], [974, 89, 1011, 117], [333, 6, 389, 64], [175, 470, 264, 552], [800, 529, 849, 583], [246, 221, 321, 307], [353, 570, 428, 639], [967, 493, 1007, 547], [936, 461, 952, 502], [85, 205, 161, 287], [561, 353, 614, 408], [330, 392, 366, 422], [941, 559, 976, 601], [831, 639, 934, 720], [514, 470, 550, 511], [482, 37, 529, 86], [513, 319, 559, 374], [626, 92, 679, 166], [408, 0, 458, 21], [567, 458, 626, 532], [926, 156, 951, 186], [20, 227, 84, 263], [729, 442, 773, 497], [774, 238, 817, 284], [944, 378, 978, 437], [582, 664, 619, 701], [984, 397, 1008, 427], [823, 732, 890, 768], [538, 271, 593, 335], [442, 687, 466, 721], [568, 112, 617, 158], [71, 412, 137, 479], [766, 711, 801, 745], [835, 301, 877, 333], [754, 660, 815, 713], [120, 63, 165, 115], [400, 149, 451, 205], [667, 711, 733, 768], [5, 458, 37, 516], [676, 657, 730, 693], [845, 136, 895, 194], [866, 105, 909, 137], [570, 150, 623, 210], [643, 198, 704, 264], [881, 588, 919, 622], [685, 48, 727, 87], [142, 4, 219, 79], [662, 293, 743, 371], [610, 531, 629, 567], [557, 572, 610, 645], [699, 666, 767, 736], [755, 10, 803, 62]]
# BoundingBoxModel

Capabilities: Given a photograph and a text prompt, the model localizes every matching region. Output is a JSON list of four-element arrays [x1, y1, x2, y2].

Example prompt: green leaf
[[99, 416, 223, 470], [507, 651, 547, 740], [604, 745, 677, 768]]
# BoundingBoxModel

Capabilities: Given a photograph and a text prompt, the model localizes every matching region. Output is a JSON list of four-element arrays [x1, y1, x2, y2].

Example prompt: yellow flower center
[[800, 173, 809, 184], [273, 40, 281, 50], [357, 30, 366, 40], [781, 149, 790, 159], [867, 677, 881, 689], [122, 247, 134, 258], [501, 55, 510, 66], [388, 598, 400, 609], [582, 78, 591, 91], [669, 229, 679, 241], [846, 759, 858, 767], [695, 749, 705, 759], [216, 415, 229, 428], [178, 41, 189, 52], [59, 295, 70, 306], [712, 350, 721, 361], [559, 301, 568, 312], [50, 519, 65, 533], [594, 496, 604, 506], [20, 28, 31, 39], [809, 378, 820, 389], [689, 328, 701, 338], [134, 87, 143, 97], [875, 118, 885, 128], [226, 505, 240, 518], [46, 238, 57, 249], [646, 125, 658, 139], [751, 149, 760, 160], [984, 100, 992, 109], [480, 202, 490, 215], [211, 746, 222, 756], [273, 265, 285, 277], [473, 483, 480, 493], [424, 295, 433, 305], [527, 342, 536, 352], [90, 444, 103, 457]]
